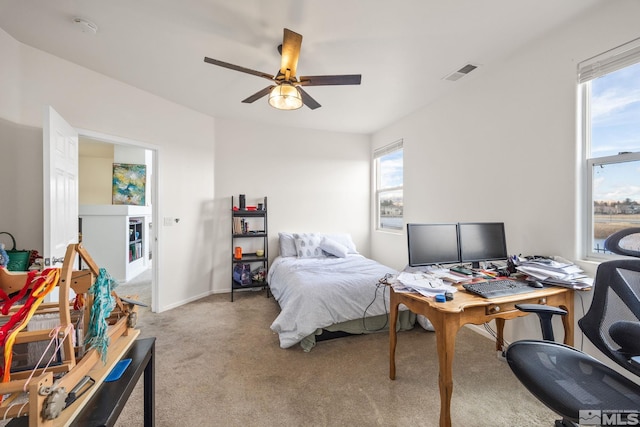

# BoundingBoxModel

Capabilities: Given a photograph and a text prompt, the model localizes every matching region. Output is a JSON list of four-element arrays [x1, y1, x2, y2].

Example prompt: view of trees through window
[[376, 145, 403, 230]]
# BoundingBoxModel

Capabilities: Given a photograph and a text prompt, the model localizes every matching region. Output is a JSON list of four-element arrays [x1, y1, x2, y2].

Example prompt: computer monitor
[[407, 223, 460, 267], [458, 222, 508, 268]]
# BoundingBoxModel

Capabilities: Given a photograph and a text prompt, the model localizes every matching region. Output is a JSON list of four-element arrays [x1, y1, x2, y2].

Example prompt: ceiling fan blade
[[204, 57, 274, 82], [241, 86, 275, 103], [280, 28, 302, 78], [299, 74, 362, 86], [297, 87, 321, 110]]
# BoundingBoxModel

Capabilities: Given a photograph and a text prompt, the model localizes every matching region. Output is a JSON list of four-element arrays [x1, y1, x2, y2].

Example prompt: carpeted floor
[[112, 278, 559, 427]]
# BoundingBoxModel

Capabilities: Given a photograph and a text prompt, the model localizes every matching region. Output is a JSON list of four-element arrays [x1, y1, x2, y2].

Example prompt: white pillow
[[293, 233, 324, 258], [324, 233, 358, 254], [319, 237, 348, 258], [279, 232, 358, 257], [278, 232, 298, 257]]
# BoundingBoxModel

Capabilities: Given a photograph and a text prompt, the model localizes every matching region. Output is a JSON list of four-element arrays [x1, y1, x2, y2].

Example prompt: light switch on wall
[[163, 217, 181, 226]]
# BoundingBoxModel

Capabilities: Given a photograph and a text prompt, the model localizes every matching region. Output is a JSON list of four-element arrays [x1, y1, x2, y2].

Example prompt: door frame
[[77, 128, 160, 313]]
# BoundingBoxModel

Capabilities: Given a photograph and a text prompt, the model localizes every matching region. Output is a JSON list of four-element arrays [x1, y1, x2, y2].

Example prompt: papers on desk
[[403, 265, 472, 283], [513, 256, 592, 289], [434, 269, 475, 283], [393, 271, 458, 297]]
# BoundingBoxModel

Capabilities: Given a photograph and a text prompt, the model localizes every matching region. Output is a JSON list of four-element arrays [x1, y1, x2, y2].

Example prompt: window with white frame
[[374, 140, 403, 231], [579, 38, 640, 258]]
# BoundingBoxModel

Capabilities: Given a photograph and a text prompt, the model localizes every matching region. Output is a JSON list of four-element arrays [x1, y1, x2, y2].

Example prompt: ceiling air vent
[[443, 63, 478, 82]]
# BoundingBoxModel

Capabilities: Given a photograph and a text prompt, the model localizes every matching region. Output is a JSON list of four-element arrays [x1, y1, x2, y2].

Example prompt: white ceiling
[[0, 0, 603, 134]]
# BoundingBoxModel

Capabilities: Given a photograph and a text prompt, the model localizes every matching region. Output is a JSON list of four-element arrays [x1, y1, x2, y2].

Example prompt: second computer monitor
[[407, 223, 460, 267], [458, 222, 508, 268]]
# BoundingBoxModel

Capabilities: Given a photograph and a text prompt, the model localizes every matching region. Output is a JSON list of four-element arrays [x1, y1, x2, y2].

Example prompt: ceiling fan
[[204, 28, 361, 110]]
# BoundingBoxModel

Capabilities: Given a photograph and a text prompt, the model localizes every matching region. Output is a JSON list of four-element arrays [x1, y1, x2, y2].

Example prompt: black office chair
[[506, 259, 640, 427], [604, 227, 640, 258]]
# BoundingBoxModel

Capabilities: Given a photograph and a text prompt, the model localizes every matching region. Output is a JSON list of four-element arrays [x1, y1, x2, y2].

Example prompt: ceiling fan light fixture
[[268, 83, 303, 110]]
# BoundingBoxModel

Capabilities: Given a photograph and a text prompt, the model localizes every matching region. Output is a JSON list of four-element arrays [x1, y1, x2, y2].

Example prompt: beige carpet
[[111, 280, 559, 427]]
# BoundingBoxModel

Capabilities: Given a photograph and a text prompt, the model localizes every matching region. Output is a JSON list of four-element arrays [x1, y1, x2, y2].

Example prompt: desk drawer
[[485, 296, 550, 315]]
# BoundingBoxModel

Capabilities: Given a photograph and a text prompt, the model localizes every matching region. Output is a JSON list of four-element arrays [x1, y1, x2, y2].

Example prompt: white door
[[43, 106, 79, 268]]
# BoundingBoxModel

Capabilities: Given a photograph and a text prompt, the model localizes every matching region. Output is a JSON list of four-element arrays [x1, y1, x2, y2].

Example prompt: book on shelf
[[233, 218, 243, 234]]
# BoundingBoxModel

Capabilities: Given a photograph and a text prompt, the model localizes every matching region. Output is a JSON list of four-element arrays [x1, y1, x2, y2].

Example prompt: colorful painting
[[112, 163, 146, 205]]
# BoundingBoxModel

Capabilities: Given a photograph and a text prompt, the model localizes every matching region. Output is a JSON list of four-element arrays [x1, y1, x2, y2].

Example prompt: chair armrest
[[515, 304, 568, 317], [515, 304, 567, 341]]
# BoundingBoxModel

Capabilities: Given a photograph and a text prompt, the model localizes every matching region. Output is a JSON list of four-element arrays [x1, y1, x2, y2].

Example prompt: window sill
[[574, 258, 600, 278], [375, 227, 403, 235]]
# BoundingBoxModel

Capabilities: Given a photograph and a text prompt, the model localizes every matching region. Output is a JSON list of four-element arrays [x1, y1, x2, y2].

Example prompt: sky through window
[[591, 62, 640, 203]]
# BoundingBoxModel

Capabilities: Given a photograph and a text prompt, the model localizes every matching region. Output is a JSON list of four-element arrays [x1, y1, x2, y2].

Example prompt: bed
[[268, 232, 416, 351]]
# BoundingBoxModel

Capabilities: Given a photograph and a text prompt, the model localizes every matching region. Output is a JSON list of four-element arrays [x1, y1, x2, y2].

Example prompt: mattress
[[268, 254, 414, 350]]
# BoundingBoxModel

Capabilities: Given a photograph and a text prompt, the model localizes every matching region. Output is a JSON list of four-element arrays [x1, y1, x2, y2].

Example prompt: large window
[[374, 140, 403, 231], [580, 38, 640, 258]]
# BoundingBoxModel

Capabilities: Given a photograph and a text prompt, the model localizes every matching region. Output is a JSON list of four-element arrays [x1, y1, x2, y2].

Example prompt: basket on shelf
[[0, 232, 32, 271], [233, 263, 252, 285]]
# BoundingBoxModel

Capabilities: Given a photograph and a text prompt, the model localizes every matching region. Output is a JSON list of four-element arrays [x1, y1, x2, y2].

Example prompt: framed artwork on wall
[[112, 163, 146, 205]]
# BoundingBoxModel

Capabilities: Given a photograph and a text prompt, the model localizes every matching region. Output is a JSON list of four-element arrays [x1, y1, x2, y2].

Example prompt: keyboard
[[462, 279, 537, 299]]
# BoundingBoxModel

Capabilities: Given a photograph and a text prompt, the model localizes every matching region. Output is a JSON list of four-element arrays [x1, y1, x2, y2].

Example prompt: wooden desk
[[389, 284, 574, 427]]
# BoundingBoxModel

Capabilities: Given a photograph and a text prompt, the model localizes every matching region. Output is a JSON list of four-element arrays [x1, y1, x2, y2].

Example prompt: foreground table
[[8, 335, 155, 427], [72, 336, 155, 426]]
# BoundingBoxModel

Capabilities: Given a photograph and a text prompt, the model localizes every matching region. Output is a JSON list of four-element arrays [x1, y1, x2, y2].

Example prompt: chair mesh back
[[579, 259, 640, 377], [602, 287, 637, 348]]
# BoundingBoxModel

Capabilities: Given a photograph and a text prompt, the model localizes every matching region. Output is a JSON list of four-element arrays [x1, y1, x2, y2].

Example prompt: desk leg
[[144, 340, 155, 427], [389, 293, 399, 380], [433, 315, 458, 427], [495, 318, 506, 352], [560, 291, 575, 347]]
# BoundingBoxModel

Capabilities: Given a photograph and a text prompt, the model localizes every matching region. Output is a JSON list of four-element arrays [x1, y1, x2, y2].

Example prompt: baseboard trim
[[158, 290, 215, 312]]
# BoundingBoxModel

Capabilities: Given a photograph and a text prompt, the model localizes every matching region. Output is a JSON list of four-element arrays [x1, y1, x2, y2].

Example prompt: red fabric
[[0, 270, 38, 315], [0, 269, 57, 379]]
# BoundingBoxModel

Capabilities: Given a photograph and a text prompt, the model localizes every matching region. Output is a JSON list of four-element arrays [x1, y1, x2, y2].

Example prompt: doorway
[[77, 130, 158, 312]]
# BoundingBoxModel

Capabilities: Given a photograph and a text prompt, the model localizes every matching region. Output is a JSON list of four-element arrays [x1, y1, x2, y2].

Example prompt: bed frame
[[300, 311, 416, 351]]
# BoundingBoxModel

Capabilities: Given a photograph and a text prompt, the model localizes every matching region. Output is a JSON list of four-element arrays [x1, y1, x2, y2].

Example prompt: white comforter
[[268, 254, 396, 348]]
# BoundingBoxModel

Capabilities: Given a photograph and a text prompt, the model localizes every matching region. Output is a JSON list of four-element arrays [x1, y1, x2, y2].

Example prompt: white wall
[[0, 27, 216, 312], [0, 118, 42, 251], [0, 27, 21, 123], [371, 0, 640, 348], [213, 117, 371, 294]]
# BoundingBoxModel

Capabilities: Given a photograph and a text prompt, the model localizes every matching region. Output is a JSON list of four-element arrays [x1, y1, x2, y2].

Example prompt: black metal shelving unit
[[231, 196, 269, 301]]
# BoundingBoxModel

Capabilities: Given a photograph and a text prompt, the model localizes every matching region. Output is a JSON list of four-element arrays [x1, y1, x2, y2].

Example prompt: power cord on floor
[[483, 322, 510, 362], [483, 292, 587, 363], [362, 274, 393, 332]]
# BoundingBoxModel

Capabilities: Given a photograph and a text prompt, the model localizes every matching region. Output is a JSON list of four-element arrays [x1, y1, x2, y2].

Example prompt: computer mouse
[[528, 280, 544, 288]]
